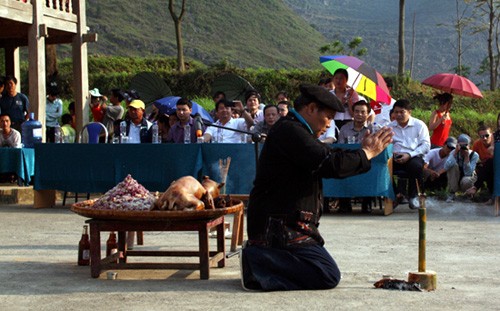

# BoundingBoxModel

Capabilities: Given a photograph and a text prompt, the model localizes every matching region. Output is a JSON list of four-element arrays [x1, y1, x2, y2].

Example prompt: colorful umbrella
[[153, 96, 214, 123], [320, 55, 391, 103], [421, 73, 483, 99]]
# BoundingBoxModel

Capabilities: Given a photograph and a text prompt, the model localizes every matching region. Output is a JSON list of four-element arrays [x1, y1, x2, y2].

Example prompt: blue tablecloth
[[201, 143, 259, 195], [34, 144, 203, 193], [493, 142, 500, 196], [34, 143, 393, 198], [323, 144, 395, 199], [0, 148, 35, 185]]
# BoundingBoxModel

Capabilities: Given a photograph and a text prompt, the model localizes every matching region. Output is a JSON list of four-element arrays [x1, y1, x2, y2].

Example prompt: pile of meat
[[92, 174, 156, 211]]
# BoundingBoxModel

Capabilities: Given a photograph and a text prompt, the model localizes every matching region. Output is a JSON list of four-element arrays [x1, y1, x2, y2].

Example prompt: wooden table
[[86, 217, 226, 279]]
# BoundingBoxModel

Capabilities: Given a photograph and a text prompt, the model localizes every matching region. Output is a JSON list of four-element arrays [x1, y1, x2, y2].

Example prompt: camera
[[460, 144, 468, 150], [226, 100, 235, 107], [394, 154, 403, 159]]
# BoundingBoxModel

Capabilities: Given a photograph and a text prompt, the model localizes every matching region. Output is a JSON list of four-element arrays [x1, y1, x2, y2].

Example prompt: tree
[[438, 0, 474, 77], [318, 37, 368, 57], [472, 0, 500, 90], [168, 0, 187, 72], [398, 0, 406, 77]]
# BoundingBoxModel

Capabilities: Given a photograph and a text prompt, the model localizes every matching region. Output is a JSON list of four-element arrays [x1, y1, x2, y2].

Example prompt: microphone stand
[[200, 119, 263, 175]]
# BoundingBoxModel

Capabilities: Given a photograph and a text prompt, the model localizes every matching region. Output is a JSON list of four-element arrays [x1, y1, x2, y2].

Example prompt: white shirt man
[[204, 99, 254, 143], [390, 99, 430, 209], [0, 114, 22, 148]]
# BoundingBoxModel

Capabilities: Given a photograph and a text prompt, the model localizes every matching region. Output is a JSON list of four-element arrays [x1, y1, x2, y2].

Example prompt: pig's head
[[201, 176, 224, 209], [201, 176, 224, 198]]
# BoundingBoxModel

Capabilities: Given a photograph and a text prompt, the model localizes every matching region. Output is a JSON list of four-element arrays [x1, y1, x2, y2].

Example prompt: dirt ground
[[0, 197, 499, 311]]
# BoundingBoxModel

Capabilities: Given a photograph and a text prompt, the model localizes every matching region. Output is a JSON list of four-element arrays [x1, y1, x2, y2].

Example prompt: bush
[[18, 55, 499, 140]]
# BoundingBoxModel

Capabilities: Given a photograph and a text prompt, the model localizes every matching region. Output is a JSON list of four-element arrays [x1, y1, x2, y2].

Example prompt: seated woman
[[330, 69, 360, 130]]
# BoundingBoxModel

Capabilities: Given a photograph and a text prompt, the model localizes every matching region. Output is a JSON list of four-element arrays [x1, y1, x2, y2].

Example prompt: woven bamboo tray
[[71, 199, 243, 221]]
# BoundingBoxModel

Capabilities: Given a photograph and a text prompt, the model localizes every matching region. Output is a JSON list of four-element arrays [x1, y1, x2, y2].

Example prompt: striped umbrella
[[320, 55, 391, 103]]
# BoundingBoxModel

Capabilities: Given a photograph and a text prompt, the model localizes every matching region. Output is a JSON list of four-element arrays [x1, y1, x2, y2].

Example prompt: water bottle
[[119, 121, 127, 143], [152, 122, 160, 144], [372, 122, 382, 133], [21, 112, 43, 148], [184, 124, 191, 144], [54, 125, 61, 143]]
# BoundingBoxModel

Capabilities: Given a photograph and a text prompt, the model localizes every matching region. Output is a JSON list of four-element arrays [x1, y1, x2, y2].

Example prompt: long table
[[0, 148, 35, 186], [34, 143, 259, 207], [323, 144, 395, 215], [34, 143, 394, 214]]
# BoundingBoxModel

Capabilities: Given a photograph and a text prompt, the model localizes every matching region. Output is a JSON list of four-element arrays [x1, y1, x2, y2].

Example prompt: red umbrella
[[421, 73, 483, 99]]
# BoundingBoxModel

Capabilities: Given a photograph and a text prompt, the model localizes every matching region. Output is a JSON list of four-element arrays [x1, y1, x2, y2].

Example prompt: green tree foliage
[[318, 37, 367, 57]]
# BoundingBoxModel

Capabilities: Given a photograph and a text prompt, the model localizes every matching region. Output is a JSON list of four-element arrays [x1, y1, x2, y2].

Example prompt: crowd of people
[[0, 72, 498, 292], [0, 72, 498, 206]]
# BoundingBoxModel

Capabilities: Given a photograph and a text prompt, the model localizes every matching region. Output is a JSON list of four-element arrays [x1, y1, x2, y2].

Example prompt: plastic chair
[[78, 122, 108, 143], [63, 122, 108, 206]]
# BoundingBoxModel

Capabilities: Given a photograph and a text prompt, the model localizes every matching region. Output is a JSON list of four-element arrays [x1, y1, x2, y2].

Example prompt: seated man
[[336, 100, 374, 213], [277, 100, 291, 117], [0, 113, 22, 183], [166, 97, 204, 143], [242, 84, 393, 291], [423, 137, 456, 191], [391, 99, 430, 209], [60, 114, 76, 143], [252, 105, 280, 141], [444, 134, 479, 203], [0, 113, 21, 148], [203, 99, 254, 143], [114, 100, 152, 143], [466, 123, 498, 203]]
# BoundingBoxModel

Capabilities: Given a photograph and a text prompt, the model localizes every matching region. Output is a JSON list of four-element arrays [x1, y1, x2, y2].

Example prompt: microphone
[[194, 113, 204, 137]]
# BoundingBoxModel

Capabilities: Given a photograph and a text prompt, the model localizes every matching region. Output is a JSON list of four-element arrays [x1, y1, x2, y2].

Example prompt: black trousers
[[46, 126, 56, 143], [474, 158, 494, 194], [242, 244, 340, 291], [393, 156, 425, 198]]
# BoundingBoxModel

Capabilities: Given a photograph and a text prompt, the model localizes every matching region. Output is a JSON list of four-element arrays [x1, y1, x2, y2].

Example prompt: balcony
[[0, 0, 82, 46], [0, 0, 93, 136]]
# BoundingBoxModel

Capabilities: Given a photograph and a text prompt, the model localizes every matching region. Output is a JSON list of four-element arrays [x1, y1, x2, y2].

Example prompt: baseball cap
[[457, 134, 471, 145], [129, 99, 145, 110], [445, 137, 457, 149]]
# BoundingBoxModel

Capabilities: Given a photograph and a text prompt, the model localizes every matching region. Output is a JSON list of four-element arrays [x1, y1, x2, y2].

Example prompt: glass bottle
[[78, 225, 90, 266], [106, 231, 118, 263]]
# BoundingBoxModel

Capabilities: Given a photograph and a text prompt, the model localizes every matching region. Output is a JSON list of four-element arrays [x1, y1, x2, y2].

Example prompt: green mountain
[[86, 0, 328, 69], [283, 0, 489, 84], [85, 0, 489, 85]]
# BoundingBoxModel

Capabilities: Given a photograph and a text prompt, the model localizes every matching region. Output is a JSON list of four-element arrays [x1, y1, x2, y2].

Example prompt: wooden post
[[72, 0, 89, 134], [408, 181, 437, 290], [418, 195, 426, 272], [28, 0, 47, 141]]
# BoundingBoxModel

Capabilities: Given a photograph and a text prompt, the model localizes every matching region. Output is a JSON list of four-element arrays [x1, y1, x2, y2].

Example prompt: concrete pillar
[[27, 0, 47, 141], [72, 0, 89, 134], [4, 46, 21, 93]]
